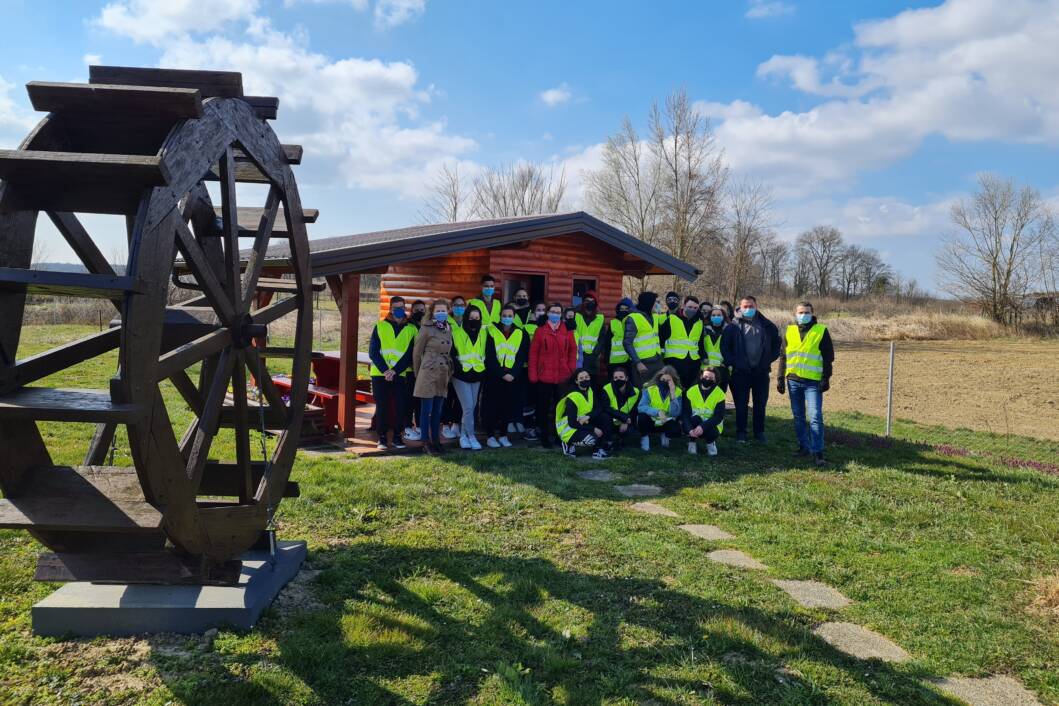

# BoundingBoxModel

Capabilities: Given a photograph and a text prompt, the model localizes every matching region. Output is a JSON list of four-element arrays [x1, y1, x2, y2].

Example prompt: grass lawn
[[1, 325, 1057, 705]]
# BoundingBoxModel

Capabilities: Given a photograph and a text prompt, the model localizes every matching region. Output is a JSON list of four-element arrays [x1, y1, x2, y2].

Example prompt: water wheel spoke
[[231, 350, 253, 503], [169, 369, 203, 415], [218, 145, 242, 311], [185, 346, 234, 484], [251, 294, 299, 326], [156, 328, 231, 381], [240, 185, 280, 311], [244, 345, 287, 422], [174, 218, 236, 325]]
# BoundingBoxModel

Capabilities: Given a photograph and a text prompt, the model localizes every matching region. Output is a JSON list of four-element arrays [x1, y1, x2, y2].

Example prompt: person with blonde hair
[[412, 298, 454, 454], [635, 364, 683, 451]]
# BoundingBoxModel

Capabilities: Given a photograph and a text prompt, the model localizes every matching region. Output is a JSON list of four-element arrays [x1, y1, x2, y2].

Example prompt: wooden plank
[[174, 219, 236, 324], [250, 277, 325, 295], [155, 328, 230, 381], [84, 422, 116, 466], [89, 65, 243, 98], [241, 187, 281, 310], [169, 369, 203, 414], [0, 328, 120, 394], [34, 552, 242, 585], [0, 150, 170, 185], [185, 348, 235, 489], [27, 81, 203, 118], [0, 387, 139, 423], [218, 404, 287, 428], [0, 267, 141, 299], [203, 145, 304, 184], [199, 462, 299, 498], [46, 212, 117, 278], [209, 206, 317, 235], [243, 95, 279, 120]]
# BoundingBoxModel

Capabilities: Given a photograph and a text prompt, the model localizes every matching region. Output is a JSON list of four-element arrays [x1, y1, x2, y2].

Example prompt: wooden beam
[[0, 387, 139, 423], [0, 267, 141, 299], [325, 275, 343, 310], [27, 81, 203, 118], [242, 96, 279, 120], [0, 328, 120, 394], [35, 552, 241, 585], [89, 65, 243, 98], [338, 272, 360, 437], [0, 150, 170, 185]]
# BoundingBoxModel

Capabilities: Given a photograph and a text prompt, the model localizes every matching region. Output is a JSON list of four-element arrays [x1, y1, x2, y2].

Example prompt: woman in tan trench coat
[[413, 298, 454, 454]]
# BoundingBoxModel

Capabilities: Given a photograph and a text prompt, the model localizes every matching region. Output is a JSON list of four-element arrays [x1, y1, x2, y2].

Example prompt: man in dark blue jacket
[[721, 295, 781, 443]]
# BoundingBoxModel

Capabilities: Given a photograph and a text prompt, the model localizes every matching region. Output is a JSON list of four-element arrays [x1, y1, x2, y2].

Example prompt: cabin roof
[[253, 211, 700, 281]]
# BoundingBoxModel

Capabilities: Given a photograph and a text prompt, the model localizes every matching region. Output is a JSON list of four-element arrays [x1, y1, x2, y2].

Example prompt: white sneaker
[[404, 427, 421, 441], [562, 441, 576, 457], [640, 436, 650, 451], [687, 441, 697, 455], [499, 436, 513, 448], [592, 447, 610, 459], [442, 424, 459, 439], [459, 434, 471, 449], [469, 436, 482, 450], [515, 422, 526, 433], [706, 442, 718, 456], [486, 436, 501, 448], [660, 434, 670, 449], [507, 422, 517, 433]]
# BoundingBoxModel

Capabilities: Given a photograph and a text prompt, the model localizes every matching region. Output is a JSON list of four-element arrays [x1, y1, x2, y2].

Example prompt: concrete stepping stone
[[772, 579, 851, 609], [679, 524, 733, 541], [931, 675, 1043, 706], [577, 469, 617, 481], [628, 502, 679, 517], [813, 622, 909, 662], [707, 550, 767, 570], [614, 484, 661, 497]]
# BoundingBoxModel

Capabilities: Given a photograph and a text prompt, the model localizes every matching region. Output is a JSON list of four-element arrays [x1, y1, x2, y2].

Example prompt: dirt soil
[[768, 339, 1059, 441]]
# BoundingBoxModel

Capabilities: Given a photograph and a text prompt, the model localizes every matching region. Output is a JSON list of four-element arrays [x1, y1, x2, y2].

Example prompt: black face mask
[[700, 380, 715, 390], [465, 320, 482, 335], [565, 319, 576, 330], [613, 378, 627, 389], [666, 299, 679, 311], [411, 311, 425, 323], [515, 298, 529, 307], [536, 313, 548, 325], [584, 300, 597, 312], [577, 379, 591, 390], [617, 309, 629, 320]]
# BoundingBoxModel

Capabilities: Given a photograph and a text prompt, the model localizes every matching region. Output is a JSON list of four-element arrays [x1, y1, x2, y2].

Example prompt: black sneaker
[[561, 441, 576, 458], [813, 452, 827, 466], [736, 432, 748, 444], [393, 438, 407, 450]]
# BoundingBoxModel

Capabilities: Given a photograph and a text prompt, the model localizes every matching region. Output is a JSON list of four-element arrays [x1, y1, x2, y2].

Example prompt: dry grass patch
[[1028, 573, 1059, 621]]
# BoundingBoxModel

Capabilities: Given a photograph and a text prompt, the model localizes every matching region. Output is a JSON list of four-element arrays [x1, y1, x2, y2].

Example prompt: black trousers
[[666, 357, 701, 390], [371, 375, 407, 442], [567, 411, 613, 447], [685, 415, 720, 443], [484, 375, 522, 436], [636, 413, 682, 438], [536, 382, 564, 445], [730, 368, 770, 435]]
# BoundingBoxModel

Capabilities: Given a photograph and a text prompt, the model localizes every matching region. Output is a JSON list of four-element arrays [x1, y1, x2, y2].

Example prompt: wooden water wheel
[[0, 66, 316, 583]]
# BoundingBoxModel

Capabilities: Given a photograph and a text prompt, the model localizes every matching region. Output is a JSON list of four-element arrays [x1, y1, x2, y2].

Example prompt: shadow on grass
[[158, 543, 965, 705]]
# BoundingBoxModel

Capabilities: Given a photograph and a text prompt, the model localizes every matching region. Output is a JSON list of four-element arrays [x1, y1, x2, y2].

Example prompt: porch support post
[[338, 272, 360, 437]]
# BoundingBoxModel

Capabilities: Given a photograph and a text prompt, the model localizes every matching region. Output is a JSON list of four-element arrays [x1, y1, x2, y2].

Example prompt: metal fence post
[[885, 341, 895, 437]]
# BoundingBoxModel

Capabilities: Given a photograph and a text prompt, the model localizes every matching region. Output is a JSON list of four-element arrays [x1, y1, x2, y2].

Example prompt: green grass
[[1, 325, 1058, 705]]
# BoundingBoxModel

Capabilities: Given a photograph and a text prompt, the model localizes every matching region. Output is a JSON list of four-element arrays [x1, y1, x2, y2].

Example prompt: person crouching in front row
[[555, 368, 613, 459], [683, 366, 726, 456], [601, 365, 639, 450], [636, 365, 683, 451]]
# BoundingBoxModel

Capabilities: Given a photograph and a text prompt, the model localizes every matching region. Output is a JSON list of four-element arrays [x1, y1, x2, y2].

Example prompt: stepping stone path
[[707, 550, 767, 570], [771, 579, 851, 610], [614, 484, 662, 497], [813, 622, 909, 662], [932, 675, 1044, 706], [628, 502, 679, 517], [577, 469, 617, 482], [679, 524, 733, 541]]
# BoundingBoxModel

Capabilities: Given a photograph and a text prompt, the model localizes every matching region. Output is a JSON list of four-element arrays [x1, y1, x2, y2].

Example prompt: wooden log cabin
[[253, 211, 699, 440]]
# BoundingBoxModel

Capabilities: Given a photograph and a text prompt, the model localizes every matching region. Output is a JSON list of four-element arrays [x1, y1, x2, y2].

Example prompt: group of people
[[367, 273, 834, 465]]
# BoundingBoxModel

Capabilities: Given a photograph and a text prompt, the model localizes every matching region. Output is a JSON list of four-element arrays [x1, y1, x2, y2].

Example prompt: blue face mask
[[547, 312, 561, 324], [797, 312, 813, 324], [392, 307, 406, 319], [482, 286, 495, 297], [434, 311, 448, 323], [500, 315, 514, 326], [711, 315, 724, 326], [742, 307, 757, 319], [453, 305, 465, 317]]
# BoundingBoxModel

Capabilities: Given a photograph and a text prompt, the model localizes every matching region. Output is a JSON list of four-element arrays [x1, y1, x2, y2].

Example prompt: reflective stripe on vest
[[575, 313, 605, 354], [684, 384, 726, 434], [469, 298, 501, 326], [702, 331, 724, 367], [608, 319, 630, 363], [785, 323, 826, 381], [368, 319, 417, 377], [664, 315, 703, 360], [490, 326, 524, 368], [645, 383, 682, 426], [603, 382, 639, 425], [452, 326, 486, 373], [629, 312, 661, 359], [555, 389, 594, 442]]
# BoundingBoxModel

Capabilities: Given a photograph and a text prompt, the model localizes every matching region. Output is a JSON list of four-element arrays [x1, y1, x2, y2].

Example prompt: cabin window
[[572, 277, 597, 307], [502, 272, 546, 304]]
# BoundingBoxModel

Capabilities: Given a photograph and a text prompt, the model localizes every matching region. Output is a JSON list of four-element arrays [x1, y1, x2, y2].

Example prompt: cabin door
[[572, 277, 597, 307], [502, 272, 547, 304]]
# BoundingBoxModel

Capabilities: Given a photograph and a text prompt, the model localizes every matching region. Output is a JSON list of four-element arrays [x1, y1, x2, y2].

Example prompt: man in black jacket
[[720, 295, 781, 443]]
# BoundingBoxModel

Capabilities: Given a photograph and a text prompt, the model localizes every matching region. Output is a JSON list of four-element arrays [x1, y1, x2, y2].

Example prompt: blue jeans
[[787, 378, 824, 453], [419, 396, 445, 444]]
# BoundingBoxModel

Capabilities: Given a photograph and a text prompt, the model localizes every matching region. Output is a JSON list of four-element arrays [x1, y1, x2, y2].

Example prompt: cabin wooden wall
[[379, 249, 490, 318]]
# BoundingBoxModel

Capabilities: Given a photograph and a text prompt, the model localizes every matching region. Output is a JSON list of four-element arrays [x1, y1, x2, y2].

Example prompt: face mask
[[392, 307, 406, 319], [653, 303, 664, 315], [466, 319, 481, 332], [742, 307, 757, 319], [797, 313, 813, 324], [684, 306, 698, 318], [537, 314, 548, 325], [666, 299, 679, 311], [547, 312, 561, 324], [515, 297, 529, 306], [585, 300, 597, 312], [571, 295, 583, 307], [617, 309, 629, 320], [711, 315, 724, 326], [412, 310, 425, 323], [565, 318, 576, 330], [577, 378, 591, 390], [700, 378, 715, 389], [659, 379, 671, 389], [434, 311, 448, 323], [482, 286, 494, 297], [500, 315, 514, 326], [451, 305, 464, 317], [613, 378, 627, 389]]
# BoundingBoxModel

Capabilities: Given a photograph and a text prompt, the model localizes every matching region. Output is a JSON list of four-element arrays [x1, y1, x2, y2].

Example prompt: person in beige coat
[[413, 298, 454, 454]]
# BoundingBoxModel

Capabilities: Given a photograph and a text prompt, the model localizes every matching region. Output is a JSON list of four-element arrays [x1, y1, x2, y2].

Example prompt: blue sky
[[2, 0, 1058, 290]]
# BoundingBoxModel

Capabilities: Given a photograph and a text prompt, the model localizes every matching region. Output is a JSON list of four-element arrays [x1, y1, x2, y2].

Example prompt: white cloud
[[374, 0, 426, 28], [746, 0, 795, 19], [540, 83, 572, 107], [94, 0, 259, 44], [0, 74, 37, 149], [82, 53, 103, 66]]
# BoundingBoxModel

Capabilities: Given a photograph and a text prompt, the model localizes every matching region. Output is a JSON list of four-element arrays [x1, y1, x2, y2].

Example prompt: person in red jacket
[[529, 301, 578, 448]]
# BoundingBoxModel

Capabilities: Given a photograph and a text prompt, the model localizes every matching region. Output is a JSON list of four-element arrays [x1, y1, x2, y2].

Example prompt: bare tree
[[796, 225, 844, 296], [469, 162, 566, 219], [937, 173, 1056, 324], [419, 163, 466, 223], [723, 177, 773, 301], [30, 237, 51, 270], [757, 232, 790, 297]]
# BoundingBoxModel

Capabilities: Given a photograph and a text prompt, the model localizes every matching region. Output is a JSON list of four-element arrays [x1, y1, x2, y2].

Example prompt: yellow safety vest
[[555, 389, 594, 442], [653, 312, 667, 331], [664, 315, 702, 360], [603, 382, 639, 425], [575, 313, 605, 355], [489, 326, 524, 369], [684, 384, 725, 434], [702, 330, 724, 368], [645, 384, 682, 426], [451, 326, 486, 373], [628, 312, 662, 360], [368, 319, 417, 376], [608, 318, 630, 364], [785, 323, 827, 381], [468, 298, 501, 326]]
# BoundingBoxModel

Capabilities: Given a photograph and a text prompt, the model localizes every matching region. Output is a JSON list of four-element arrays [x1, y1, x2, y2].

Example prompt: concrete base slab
[[679, 524, 734, 541], [707, 550, 767, 570], [772, 579, 851, 609], [577, 469, 617, 481], [629, 502, 679, 517], [32, 541, 307, 637], [614, 484, 662, 497], [813, 622, 909, 662], [931, 676, 1044, 706]]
